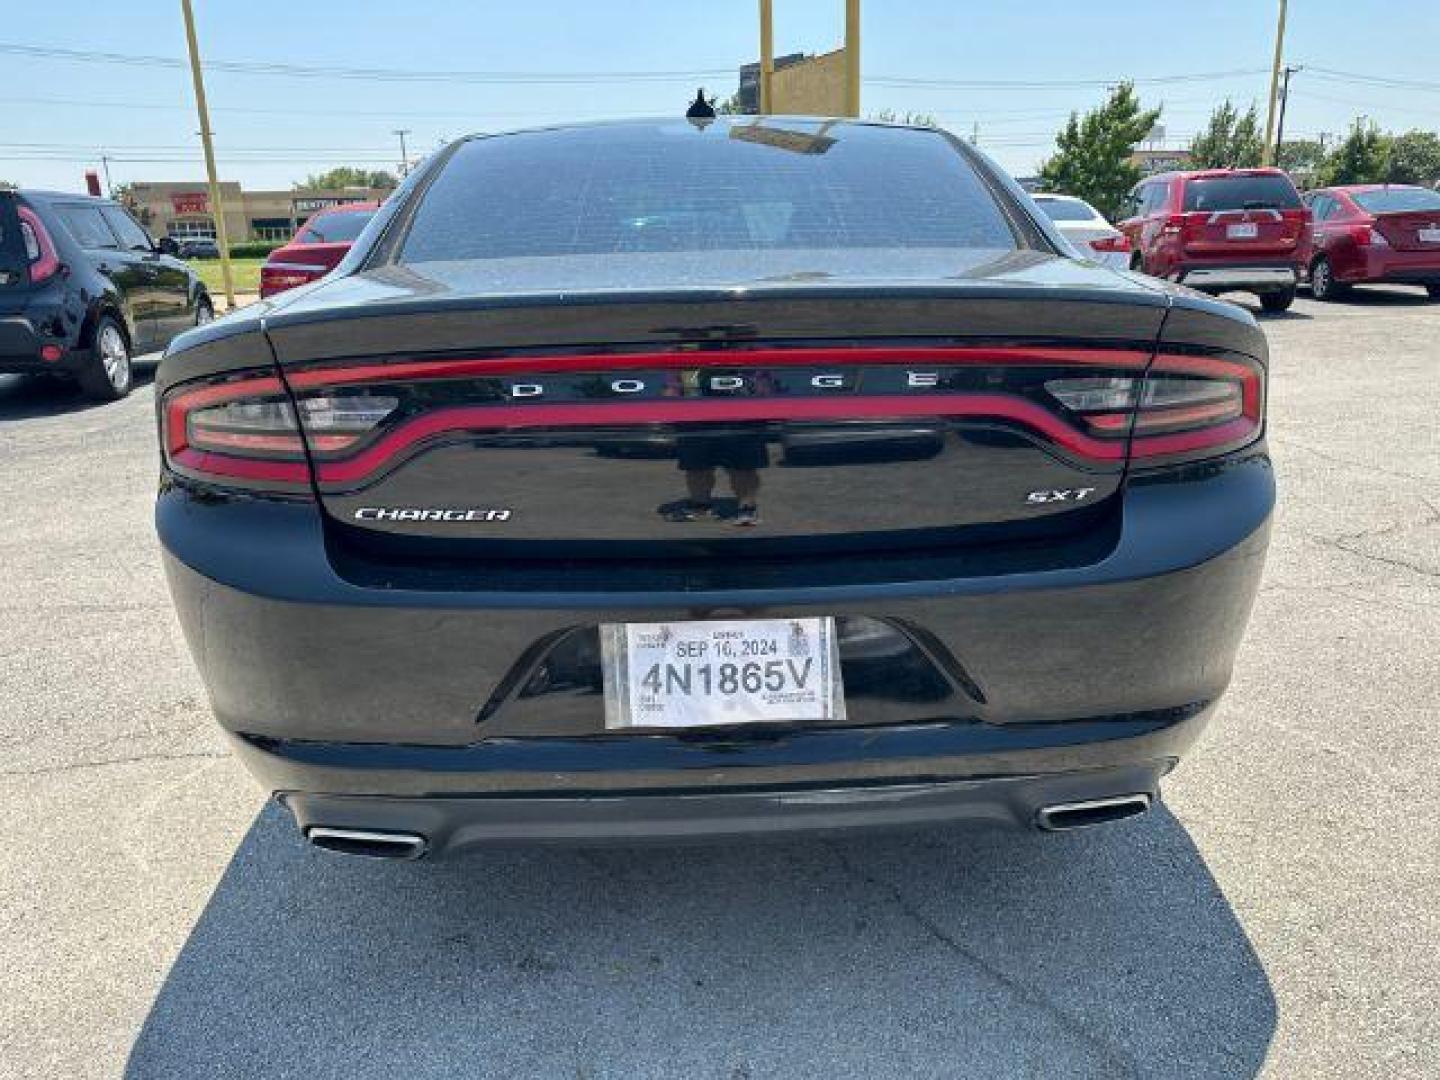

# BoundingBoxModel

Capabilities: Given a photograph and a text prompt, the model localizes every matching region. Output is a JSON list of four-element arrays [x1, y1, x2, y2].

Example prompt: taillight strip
[[164, 375, 286, 457], [284, 345, 1155, 390], [310, 394, 1126, 486]]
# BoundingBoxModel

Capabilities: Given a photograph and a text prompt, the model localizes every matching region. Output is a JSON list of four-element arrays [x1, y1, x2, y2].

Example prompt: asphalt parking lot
[[1, 289, 1436, 1079]]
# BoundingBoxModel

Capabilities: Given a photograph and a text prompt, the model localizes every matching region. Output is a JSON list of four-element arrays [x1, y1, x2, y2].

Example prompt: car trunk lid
[[262, 256, 1173, 560], [1368, 210, 1440, 252]]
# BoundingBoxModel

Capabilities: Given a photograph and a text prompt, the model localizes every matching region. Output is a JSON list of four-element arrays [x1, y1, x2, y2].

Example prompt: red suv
[[259, 202, 379, 298], [1118, 168, 1310, 312], [1303, 184, 1440, 301]]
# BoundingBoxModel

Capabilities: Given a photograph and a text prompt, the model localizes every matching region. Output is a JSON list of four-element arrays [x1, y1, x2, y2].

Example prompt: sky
[[5, 0, 1440, 194]]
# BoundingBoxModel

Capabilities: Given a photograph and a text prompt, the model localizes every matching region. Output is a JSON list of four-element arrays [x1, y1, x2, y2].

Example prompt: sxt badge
[[1026, 488, 1096, 505]]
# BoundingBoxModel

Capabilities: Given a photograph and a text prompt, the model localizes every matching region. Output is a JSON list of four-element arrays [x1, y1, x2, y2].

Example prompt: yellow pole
[[1261, 0, 1289, 166], [180, 0, 234, 309], [844, 0, 861, 118], [759, 0, 774, 114]]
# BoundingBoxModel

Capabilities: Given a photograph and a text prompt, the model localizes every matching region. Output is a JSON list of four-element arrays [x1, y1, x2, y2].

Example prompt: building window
[[250, 218, 295, 242], [167, 217, 216, 241]]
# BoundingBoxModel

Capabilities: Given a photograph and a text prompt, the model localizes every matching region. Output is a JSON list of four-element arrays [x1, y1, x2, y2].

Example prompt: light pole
[[180, 0, 235, 309], [394, 129, 412, 177], [1262, 0, 1289, 166], [844, 0, 860, 118]]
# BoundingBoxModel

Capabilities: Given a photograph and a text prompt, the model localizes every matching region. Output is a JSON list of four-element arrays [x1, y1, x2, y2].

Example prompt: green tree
[[715, 92, 752, 116], [1385, 130, 1440, 187], [300, 167, 398, 191], [1322, 120, 1391, 185], [1188, 100, 1263, 169], [1277, 139, 1328, 189], [1037, 83, 1162, 220]]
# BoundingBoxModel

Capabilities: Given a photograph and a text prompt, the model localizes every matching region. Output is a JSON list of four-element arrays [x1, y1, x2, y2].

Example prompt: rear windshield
[[400, 121, 1018, 263], [1352, 188, 1440, 214], [1033, 197, 1097, 223], [1182, 175, 1301, 212], [299, 210, 374, 244]]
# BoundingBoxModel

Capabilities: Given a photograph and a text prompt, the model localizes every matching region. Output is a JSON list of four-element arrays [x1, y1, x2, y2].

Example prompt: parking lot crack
[[0, 749, 229, 778], [825, 842, 1139, 1077]]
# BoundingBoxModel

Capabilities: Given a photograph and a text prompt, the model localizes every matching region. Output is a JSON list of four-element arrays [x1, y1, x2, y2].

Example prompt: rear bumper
[[1344, 250, 1440, 285], [281, 760, 1171, 853], [1179, 266, 1297, 292], [159, 451, 1273, 841], [0, 312, 88, 375]]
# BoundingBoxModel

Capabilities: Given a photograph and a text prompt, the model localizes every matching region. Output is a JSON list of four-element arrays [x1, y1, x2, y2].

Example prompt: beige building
[[123, 181, 392, 244]]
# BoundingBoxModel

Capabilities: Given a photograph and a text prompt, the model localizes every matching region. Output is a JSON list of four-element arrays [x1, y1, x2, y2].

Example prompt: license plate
[[1226, 222, 1259, 240], [600, 618, 844, 730], [1419, 228, 1440, 244]]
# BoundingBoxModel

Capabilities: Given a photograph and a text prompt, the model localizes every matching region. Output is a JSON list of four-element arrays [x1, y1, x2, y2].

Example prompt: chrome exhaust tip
[[1035, 793, 1152, 832], [305, 826, 428, 860]]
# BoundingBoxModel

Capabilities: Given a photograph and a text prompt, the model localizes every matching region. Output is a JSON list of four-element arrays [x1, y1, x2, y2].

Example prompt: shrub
[[227, 241, 285, 259]]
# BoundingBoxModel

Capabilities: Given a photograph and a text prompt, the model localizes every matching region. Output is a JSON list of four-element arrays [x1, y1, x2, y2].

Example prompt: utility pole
[[393, 128, 412, 177], [180, 0, 234, 309], [844, 0, 860, 118], [99, 154, 113, 196], [758, 0, 774, 114], [971, 121, 979, 146], [1274, 65, 1301, 159], [1261, 0, 1289, 166]]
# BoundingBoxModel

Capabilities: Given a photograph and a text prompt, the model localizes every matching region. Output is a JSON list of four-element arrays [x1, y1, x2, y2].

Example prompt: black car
[[0, 188, 212, 399], [177, 238, 220, 259], [155, 119, 1274, 860]]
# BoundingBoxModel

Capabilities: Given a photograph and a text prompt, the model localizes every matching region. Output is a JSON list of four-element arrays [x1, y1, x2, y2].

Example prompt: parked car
[[1302, 184, 1440, 301], [176, 238, 220, 259], [1030, 193, 1131, 269], [155, 118, 1273, 859], [0, 187, 212, 399], [1117, 167, 1310, 312], [259, 202, 379, 298]]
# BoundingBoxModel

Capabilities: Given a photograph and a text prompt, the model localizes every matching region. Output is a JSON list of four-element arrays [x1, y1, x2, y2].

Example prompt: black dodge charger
[[155, 118, 1273, 859]]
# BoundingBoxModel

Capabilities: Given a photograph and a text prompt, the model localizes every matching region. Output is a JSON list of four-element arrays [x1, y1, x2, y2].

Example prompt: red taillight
[[1089, 234, 1131, 253], [1045, 352, 1264, 463], [259, 262, 326, 296], [161, 371, 398, 490], [17, 207, 60, 285], [40, 343, 65, 363], [1349, 222, 1387, 248]]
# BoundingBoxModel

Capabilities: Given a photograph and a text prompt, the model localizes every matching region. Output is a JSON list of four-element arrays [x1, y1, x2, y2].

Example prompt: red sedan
[[259, 202, 379, 298], [1303, 184, 1440, 301]]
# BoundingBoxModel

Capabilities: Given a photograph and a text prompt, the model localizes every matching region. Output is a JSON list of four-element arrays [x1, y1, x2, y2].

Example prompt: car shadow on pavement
[[125, 802, 1274, 1080], [0, 366, 156, 421]]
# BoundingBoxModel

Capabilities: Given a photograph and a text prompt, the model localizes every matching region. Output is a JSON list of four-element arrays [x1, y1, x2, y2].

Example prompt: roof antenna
[[686, 88, 717, 120]]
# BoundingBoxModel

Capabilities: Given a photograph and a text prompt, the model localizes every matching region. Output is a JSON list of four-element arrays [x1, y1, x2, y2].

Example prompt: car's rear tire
[[1129, 252, 1146, 275], [1310, 257, 1347, 302], [1259, 287, 1296, 314], [194, 295, 215, 326], [75, 316, 133, 401]]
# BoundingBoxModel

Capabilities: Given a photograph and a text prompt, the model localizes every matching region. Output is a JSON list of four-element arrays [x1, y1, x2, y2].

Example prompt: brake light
[[259, 262, 327, 296], [1350, 223, 1388, 247], [17, 207, 60, 284], [161, 370, 397, 490], [1089, 234, 1131, 253], [1045, 352, 1264, 463]]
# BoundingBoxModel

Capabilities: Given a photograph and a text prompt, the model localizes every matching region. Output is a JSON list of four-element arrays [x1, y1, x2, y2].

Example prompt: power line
[[0, 42, 1273, 91], [1305, 66, 1440, 94], [0, 42, 731, 83]]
